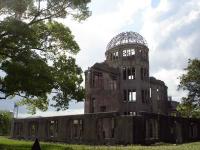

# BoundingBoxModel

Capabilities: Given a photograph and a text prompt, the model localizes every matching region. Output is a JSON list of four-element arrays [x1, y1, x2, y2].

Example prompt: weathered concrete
[[13, 112, 200, 145], [13, 31, 197, 145]]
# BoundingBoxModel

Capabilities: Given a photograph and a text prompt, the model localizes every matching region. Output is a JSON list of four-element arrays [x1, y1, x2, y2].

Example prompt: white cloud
[[140, 0, 200, 73], [138, 0, 200, 103], [153, 69, 187, 101], [63, 0, 151, 70]]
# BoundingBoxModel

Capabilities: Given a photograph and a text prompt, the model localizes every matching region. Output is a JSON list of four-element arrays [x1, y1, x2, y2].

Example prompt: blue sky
[[1, 0, 200, 117]]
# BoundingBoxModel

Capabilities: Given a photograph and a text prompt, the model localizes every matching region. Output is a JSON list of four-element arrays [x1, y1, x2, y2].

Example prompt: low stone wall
[[12, 112, 200, 145]]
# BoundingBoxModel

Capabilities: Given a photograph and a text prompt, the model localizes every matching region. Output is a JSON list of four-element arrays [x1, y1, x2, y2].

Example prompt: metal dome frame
[[106, 31, 148, 50]]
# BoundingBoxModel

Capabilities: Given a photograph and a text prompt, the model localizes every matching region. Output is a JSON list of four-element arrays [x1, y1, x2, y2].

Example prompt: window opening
[[123, 67, 126, 80], [128, 90, 136, 101], [123, 90, 127, 101], [128, 67, 135, 79]]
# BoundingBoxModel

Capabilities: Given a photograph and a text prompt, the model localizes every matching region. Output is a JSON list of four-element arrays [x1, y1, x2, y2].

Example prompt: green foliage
[[0, 0, 91, 114], [0, 0, 91, 21], [177, 59, 200, 118], [0, 112, 12, 135], [176, 99, 200, 118]]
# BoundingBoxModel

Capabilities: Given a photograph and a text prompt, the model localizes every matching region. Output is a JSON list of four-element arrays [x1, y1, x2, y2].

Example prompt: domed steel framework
[[106, 31, 148, 50]]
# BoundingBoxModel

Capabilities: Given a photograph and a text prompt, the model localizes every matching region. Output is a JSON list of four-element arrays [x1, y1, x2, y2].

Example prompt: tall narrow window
[[113, 51, 119, 59], [144, 90, 148, 103], [141, 68, 143, 80], [144, 68, 147, 79], [110, 53, 113, 60], [48, 120, 58, 138], [157, 95, 160, 100], [93, 72, 103, 88], [72, 119, 83, 139], [29, 122, 38, 137], [127, 68, 131, 79], [123, 67, 126, 80], [91, 97, 95, 113], [123, 50, 127, 56], [150, 88, 152, 98], [147, 90, 150, 103], [141, 90, 145, 103], [49, 121, 54, 137], [123, 90, 127, 101], [109, 80, 117, 90]]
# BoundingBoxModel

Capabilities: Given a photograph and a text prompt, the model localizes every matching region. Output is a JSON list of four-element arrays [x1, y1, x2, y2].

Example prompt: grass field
[[0, 136, 200, 150]]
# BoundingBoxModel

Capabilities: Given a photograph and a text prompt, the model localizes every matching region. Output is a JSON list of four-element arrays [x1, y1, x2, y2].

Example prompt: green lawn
[[0, 136, 200, 150]]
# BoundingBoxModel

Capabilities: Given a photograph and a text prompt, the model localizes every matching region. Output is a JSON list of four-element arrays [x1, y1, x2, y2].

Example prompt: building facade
[[12, 32, 200, 145], [85, 32, 173, 115]]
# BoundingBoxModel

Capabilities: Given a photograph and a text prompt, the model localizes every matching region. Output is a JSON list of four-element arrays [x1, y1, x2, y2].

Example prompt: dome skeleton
[[106, 31, 148, 50]]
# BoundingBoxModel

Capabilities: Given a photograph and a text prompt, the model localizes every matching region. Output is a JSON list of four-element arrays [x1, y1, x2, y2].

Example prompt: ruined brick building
[[12, 32, 200, 145], [85, 31, 175, 115]]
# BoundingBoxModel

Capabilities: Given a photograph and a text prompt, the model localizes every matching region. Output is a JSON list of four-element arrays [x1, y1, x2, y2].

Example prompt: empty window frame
[[100, 106, 106, 112], [29, 122, 38, 137], [91, 97, 95, 113], [146, 90, 150, 103], [109, 77, 117, 90], [123, 67, 136, 80], [123, 90, 127, 101], [147, 68, 149, 77], [141, 68, 148, 80], [123, 67, 126, 80], [111, 118, 115, 138], [150, 88, 152, 98], [141, 68, 143, 80], [156, 88, 160, 100], [128, 90, 136, 102], [141, 50, 148, 60], [111, 80, 117, 90], [141, 90, 145, 103], [110, 53, 113, 60], [142, 89, 150, 103], [129, 112, 136, 116], [14, 123, 23, 137], [190, 123, 198, 138], [123, 49, 135, 57], [113, 51, 119, 60], [93, 72, 103, 88], [123, 50, 127, 57], [144, 68, 147, 78], [72, 119, 83, 139], [127, 67, 136, 79], [48, 120, 58, 138]]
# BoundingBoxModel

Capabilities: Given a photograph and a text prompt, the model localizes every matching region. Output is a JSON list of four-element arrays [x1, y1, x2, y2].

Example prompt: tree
[[177, 59, 200, 118], [176, 98, 200, 118], [0, 0, 91, 113], [0, 111, 12, 135]]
